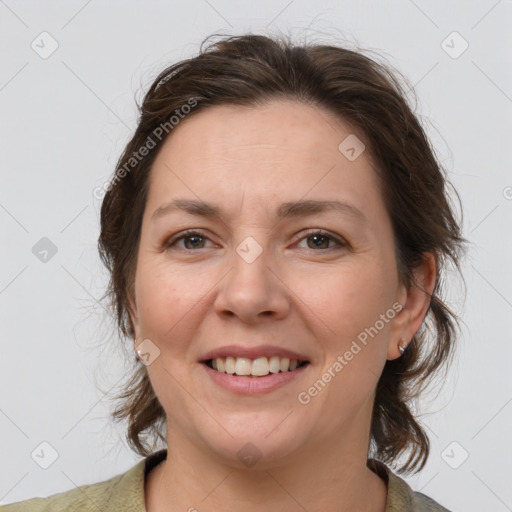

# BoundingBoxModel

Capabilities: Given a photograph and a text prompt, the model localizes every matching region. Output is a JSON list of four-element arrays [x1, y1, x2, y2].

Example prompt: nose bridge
[[215, 229, 289, 321]]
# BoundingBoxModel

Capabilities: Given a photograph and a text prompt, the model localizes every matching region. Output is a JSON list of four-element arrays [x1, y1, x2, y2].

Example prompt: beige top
[[3, 449, 452, 511]]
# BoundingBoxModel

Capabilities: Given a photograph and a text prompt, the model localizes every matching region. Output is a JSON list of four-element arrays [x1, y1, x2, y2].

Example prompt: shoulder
[[367, 458, 453, 512], [411, 491, 453, 512], [2, 463, 143, 512], [2, 450, 167, 512]]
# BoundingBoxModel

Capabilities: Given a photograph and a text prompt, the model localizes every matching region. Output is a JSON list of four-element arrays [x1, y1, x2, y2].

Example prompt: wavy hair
[[98, 32, 466, 474]]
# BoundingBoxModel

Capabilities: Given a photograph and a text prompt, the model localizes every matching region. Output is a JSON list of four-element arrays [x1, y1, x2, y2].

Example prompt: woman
[[5, 33, 465, 511]]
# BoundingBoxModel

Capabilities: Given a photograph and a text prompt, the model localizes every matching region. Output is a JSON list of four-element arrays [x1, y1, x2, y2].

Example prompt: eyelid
[[163, 229, 216, 249], [293, 228, 348, 249]]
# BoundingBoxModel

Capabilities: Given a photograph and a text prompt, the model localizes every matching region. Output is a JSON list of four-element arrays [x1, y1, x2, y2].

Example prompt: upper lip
[[200, 344, 310, 362]]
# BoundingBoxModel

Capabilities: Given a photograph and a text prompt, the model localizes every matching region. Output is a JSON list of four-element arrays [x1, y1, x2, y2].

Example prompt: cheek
[[295, 263, 394, 339], [134, 259, 220, 357], [300, 266, 394, 414], [134, 262, 186, 340]]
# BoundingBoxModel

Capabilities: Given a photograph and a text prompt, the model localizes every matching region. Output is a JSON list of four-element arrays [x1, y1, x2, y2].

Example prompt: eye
[[295, 229, 348, 250], [164, 230, 214, 251], [164, 229, 348, 252]]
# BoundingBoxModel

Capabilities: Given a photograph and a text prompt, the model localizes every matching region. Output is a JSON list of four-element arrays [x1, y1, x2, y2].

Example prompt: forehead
[[158, 99, 364, 164], [145, 99, 384, 223]]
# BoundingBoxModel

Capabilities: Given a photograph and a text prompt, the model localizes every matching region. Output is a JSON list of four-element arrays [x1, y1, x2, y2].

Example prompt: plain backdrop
[[1, 1, 511, 511]]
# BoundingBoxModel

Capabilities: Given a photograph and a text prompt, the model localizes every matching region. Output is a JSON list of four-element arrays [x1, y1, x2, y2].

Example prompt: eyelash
[[164, 229, 348, 252]]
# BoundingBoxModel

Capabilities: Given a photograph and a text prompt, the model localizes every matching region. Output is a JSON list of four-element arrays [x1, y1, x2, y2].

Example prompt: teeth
[[268, 356, 280, 374], [209, 356, 306, 376], [252, 357, 270, 376], [225, 356, 236, 374], [279, 357, 290, 372], [234, 358, 252, 376]]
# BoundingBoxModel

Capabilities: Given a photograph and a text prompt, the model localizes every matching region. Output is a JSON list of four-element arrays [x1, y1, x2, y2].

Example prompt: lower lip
[[201, 363, 309, 394]]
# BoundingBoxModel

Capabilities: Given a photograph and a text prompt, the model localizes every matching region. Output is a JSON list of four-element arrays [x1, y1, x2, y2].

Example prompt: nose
[[213, 242, 291, 324]]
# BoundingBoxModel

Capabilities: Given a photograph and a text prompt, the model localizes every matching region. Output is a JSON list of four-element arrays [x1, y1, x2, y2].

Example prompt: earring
[[398, 340, 407, 355], [134, 339, 143, 360]]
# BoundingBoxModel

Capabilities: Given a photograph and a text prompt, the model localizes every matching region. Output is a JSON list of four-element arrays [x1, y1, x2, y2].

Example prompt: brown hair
[[98, 33, 466, 475]]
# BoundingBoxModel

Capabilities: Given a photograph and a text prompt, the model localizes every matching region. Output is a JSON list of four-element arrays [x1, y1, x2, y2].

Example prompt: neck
[[145, 411, 387, 512]]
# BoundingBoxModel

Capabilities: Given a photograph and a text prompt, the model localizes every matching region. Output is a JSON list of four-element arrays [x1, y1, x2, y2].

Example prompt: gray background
[[1, 1, 511, 510]]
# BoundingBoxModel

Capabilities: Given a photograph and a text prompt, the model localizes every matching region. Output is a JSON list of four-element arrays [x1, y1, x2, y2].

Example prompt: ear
[[387, 252, 436, 360]]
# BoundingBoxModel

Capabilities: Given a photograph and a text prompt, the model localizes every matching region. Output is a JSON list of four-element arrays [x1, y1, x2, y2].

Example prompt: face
[[129, 99, 415, 468]]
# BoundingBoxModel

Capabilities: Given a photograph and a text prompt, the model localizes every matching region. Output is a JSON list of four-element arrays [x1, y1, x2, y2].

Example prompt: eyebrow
[[151, 198, 367, 223]]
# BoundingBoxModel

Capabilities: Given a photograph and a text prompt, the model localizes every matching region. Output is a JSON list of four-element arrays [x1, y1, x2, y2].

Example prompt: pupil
[[186, 236, 203, 249], [309, 235, 327, 249]]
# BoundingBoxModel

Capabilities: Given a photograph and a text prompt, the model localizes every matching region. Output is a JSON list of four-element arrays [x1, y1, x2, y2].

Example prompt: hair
[[98, 32, 466, 475]]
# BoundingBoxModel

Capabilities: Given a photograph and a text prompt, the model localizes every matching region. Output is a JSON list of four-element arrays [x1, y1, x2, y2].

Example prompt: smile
[[204, 356, 310, 377]]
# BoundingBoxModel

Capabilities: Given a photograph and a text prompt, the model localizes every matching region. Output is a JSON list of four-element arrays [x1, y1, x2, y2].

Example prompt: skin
[[128, 99, 436, 512]]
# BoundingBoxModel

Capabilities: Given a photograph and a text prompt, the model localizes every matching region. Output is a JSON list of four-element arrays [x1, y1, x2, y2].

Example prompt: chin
[[196, 413, 309, 470]]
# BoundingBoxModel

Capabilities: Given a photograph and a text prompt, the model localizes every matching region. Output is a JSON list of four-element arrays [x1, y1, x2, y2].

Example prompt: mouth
[[202, 356, 310, 377]]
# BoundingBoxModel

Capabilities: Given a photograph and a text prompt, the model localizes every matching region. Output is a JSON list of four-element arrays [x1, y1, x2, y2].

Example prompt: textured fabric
[[3, 449, 452, 511]]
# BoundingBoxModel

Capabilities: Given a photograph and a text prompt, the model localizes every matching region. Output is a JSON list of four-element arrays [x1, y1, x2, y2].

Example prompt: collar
[[110, 450, 417, 511]]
